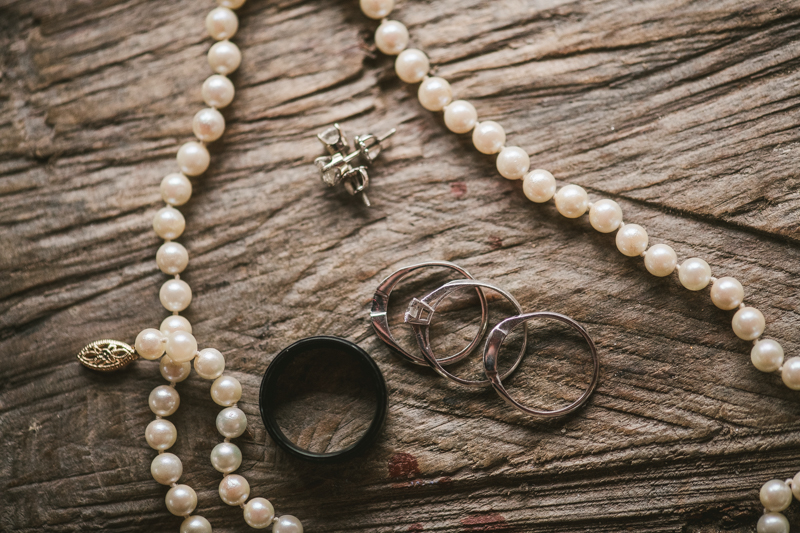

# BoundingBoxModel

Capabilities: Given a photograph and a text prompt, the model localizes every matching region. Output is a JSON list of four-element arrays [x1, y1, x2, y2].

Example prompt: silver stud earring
[[314, 123, 395, 206]]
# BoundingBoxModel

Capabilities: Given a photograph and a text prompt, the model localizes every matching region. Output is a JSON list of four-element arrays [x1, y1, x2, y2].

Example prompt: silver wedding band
[[370, 262, 601, 417], [484, 312, 600, 417]]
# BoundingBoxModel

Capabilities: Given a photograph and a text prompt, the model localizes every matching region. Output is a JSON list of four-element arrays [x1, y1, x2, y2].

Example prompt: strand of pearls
[[758, 478, 797, 532], [359, 1, 793, 530], [134, 1, 302, 531]]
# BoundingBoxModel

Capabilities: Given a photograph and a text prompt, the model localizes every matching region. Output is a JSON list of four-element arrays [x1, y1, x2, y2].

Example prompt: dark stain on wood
[[451, 181, 468, 199], [388, 452, 421, 480]]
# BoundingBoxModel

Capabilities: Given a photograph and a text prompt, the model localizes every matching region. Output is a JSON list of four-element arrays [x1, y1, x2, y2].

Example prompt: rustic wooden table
[[2, 0, 800, 531]]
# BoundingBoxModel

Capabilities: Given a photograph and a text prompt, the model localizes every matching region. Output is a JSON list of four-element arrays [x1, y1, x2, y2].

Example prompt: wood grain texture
[[2, 0, 800, 531]]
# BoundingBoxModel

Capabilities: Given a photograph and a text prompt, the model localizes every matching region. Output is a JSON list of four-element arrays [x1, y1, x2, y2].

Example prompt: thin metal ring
[[405, 279, 528, 388], [370, 261, 489, 366], [483, 312, 600, 417]]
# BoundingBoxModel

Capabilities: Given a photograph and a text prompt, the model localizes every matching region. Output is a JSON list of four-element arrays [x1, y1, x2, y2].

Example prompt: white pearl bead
[[678, 257, 711, 291], [360, 0, 394, 19], [219, 474, 250, 506], [206, 7, 238, 41], [149, 385, 180, 416], [153, 206, 185, 240], [751, 339, 784, 373], [208, 40, 241, 75], [615, 224, 648, 257], [588, 199, 622, 233], [135, 328, 165, 360], [732, 306, 765, 341], [273, 515, 304, 533], [161, 315, 192, 335], [522, 169, 556, 203], [193, 108, 226, 143], [161, 173, 192, 206], [472, 121, 505, 154], [157, 242, 189, 275], [375, 20, 409, 55], [710, 276, 744, 310], [202, 74, 235, 109], [150, 453, 181, 485], [166, 330, 198, 363], [145, 419, 177, 451], [782, 357, 800, 390], [792, 471, 800, 500], [181, 516, 213, 533], [177, 141, 210, 177], [496, 146, 530, 180], [643, 244, 677, 277], [244, 497, 275, 529], [418, 77, 452, 112], [395, 49, 429, 83], [761, 479, 793, 512], [216, 406, 247, 438], [160, 279, 193, 313], [195, 348, 226, 380], [216, 0, 245, 8], [211, 375, 242, 406], [758, 512, 790, 533], [160, 355, 192, 383], [166, 484, 197, 517], [444, 100, 477, 134], [554, 184, 589, 219], [211, 442, 243, 473], [151, 453, 183, 485]]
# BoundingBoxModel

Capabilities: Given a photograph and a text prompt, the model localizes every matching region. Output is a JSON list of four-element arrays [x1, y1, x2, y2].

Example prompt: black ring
[[259, 336, 388, 464]]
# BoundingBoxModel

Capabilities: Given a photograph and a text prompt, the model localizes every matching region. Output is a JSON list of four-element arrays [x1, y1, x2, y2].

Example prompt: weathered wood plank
[[2, 0, 800, 531]]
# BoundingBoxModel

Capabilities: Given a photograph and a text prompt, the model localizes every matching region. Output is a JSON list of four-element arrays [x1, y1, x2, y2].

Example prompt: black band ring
[[259, 336, 388, 463]]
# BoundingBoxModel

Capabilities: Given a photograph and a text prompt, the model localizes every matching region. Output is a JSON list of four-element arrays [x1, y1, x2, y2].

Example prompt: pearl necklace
[[107, 0, 302, 531], [357, 0, 795, 530]]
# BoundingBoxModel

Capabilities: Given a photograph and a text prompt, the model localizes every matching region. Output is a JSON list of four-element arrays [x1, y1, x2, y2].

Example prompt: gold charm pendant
[[77, 339, 138, 371]]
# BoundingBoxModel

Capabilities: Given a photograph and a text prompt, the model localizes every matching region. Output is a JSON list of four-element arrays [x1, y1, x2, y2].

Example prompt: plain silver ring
[[483, 312, 600, 417]]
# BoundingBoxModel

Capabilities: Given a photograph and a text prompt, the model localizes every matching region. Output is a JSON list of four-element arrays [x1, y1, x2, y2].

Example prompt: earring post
[[377, 128, 396, 143]]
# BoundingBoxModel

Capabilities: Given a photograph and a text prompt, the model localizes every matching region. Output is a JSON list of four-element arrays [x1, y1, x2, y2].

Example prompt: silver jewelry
[[371, 264, 602, 416], [370, 261, 489, 366], [405, 279, 528, 388], [484, 312, 600, 417], [314, 123, 395, 206]]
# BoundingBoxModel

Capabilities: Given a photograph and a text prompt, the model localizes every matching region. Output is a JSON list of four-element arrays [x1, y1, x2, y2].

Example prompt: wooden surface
[[2, 0, 800, 531]]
